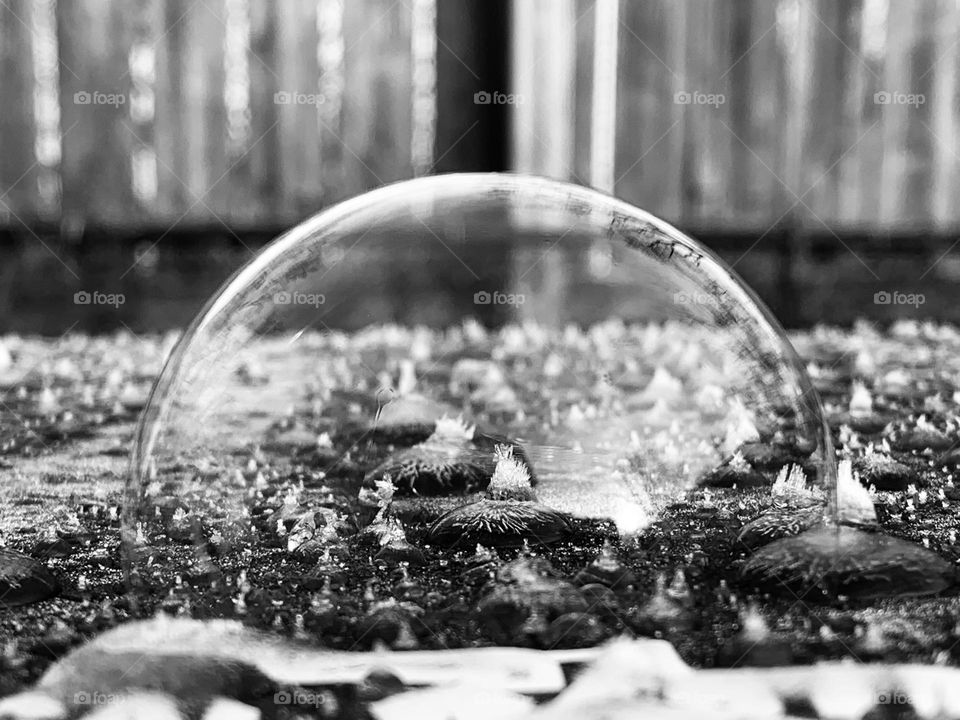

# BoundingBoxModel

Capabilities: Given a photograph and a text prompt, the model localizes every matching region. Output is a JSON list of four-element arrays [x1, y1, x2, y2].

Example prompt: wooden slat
[[340, 0, 414, 191], [0, 0, 37, 226], [929, 0, 960, 227], [614, 0, 683, 219], [153, 0, 228, 223], [56, 0, 136, 231]]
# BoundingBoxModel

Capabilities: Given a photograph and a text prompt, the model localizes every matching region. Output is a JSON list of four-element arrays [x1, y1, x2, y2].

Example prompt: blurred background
[[0, 0, 957, 334]]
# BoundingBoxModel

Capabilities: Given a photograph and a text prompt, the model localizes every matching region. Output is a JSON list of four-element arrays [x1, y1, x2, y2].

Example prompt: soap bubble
[[122, 174, 836, 598]]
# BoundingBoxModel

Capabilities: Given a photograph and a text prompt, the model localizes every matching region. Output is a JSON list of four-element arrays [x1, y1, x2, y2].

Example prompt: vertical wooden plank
[[273, 0, 324, 215], [154, 0, 228, 223], [340, 0, 414, 191], [879, 0, 936, 226], [614, 0, 683, 220], [929, 1, 960, 227], [836, 0, 885, 227], [587, 0, 622, 194], [800, 0, 858, 224], [56, 0, 135, 231], [679, 0, 734, 226], [511, 0, 577, 180], [730, 0, 788, 228], [0, 0, 37, 226], [574, 0, 596, 188], [238, 0, 281, 224]]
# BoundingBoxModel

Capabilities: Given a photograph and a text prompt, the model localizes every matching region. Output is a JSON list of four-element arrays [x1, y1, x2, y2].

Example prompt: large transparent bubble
[[122, 173, 838, 600]]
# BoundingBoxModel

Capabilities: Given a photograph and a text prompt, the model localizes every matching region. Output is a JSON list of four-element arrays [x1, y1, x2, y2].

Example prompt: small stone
[[719, 605, 793, 667], [357, 600, 423, 649], [736, 440, 813, 472], [737, 498, 823, 550], [573, 541, 635, 590], [478, 556, 588, 641], [541, 612, 607, 649], [890, 417, 954, 453], [741, 525, 955, 600], [428, 499, 572, 549], [630, 574, 694, 637], [698, 452, 768, 489], [853, 453, 919, 491], [0, 548, 60, 607], [427, 446, 570, 548]]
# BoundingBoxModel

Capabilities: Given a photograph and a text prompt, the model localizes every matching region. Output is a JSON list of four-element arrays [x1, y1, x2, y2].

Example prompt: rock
[[478, 557, 587, 641], [736, 499, 824, 550], [718, 606, 793, 668], [541, 613, 607, 649], [736, 440, 812, 472], [698, 452, 768, 489], [365, 415, 538, 498], [428, 499, 572, 549], [427, 447, 568, 548], [573, 541, 635, 590], [890, 418, 954, 453], [0, 548, 60, 607], [741, 525, 955, 600], [629, 574, 694, 637], [356, 600, 423, 649], [853, 453, 919, 491]]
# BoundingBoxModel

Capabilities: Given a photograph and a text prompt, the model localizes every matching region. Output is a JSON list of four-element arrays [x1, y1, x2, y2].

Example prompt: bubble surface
[[122, 173, 837, 597]]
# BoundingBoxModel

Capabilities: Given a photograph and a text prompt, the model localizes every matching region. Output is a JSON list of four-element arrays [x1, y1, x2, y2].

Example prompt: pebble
[[541, 612, 607, 649], [0, 548, 60, 607], [853, 453, 919, 491], [630, 574, 694, 637], [736, 496, 824, 550], [741, 525, 955, 600], [477, 557, 588, 641], [427, 499, 572, 548], [573, 541, 636, 590]]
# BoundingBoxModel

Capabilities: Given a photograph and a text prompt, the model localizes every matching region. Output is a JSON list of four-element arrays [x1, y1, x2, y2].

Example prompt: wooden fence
[[1, 0, 958, 236], [514, 0, 960, 233]]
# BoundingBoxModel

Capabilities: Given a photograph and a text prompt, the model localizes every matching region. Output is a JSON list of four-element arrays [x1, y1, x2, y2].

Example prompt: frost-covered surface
[[4, 320, 960, 713]]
